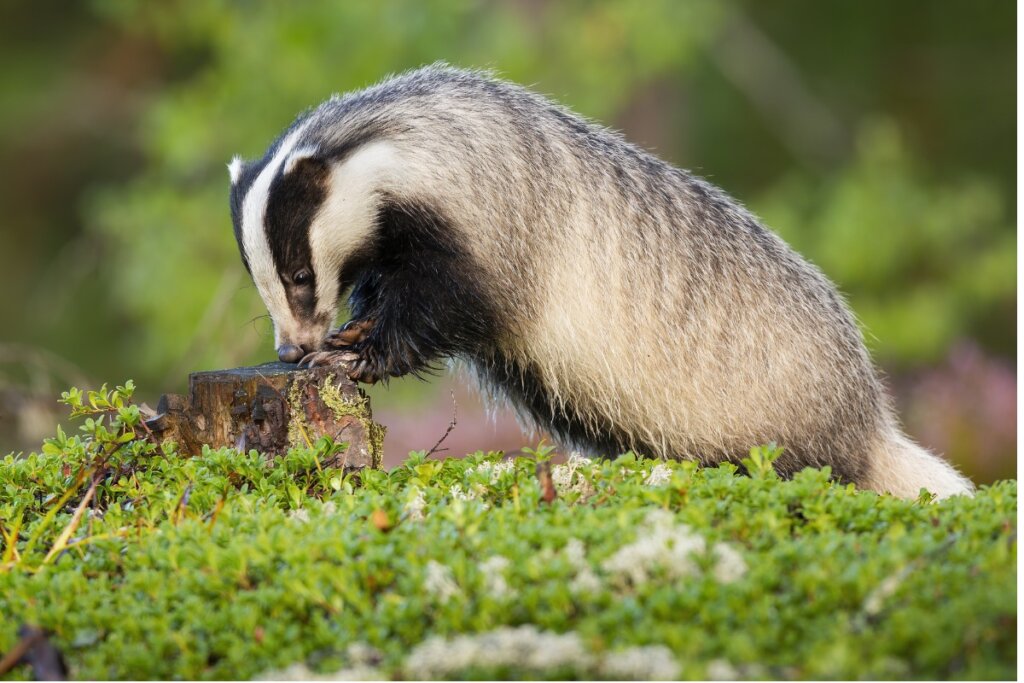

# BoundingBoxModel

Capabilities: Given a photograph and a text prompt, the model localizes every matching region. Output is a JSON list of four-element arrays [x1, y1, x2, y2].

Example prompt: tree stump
[[145, 362, 384, 471]]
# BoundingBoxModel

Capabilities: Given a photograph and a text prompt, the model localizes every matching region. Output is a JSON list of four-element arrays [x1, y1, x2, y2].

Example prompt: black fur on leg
[[481, 349, 650, 458], [336, 196, 499, 382]]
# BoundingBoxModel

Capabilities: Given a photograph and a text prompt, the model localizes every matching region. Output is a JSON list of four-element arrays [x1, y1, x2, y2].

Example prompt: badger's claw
[[347, 357, 382, 385], [325, 319, 376, 349], [298, 349, 383, 384], [298, 350, 359, 370]]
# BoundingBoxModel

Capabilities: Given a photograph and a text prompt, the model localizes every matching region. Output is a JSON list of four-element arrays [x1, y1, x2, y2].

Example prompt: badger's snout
[[277, 344, 306, 363]]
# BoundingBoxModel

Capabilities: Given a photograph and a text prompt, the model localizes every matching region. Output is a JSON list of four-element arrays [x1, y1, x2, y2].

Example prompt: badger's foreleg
[[302, 254, 494, 384]]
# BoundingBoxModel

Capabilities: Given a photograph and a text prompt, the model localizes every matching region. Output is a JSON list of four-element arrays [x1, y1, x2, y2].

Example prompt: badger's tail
[[860, 430, 975, 499]]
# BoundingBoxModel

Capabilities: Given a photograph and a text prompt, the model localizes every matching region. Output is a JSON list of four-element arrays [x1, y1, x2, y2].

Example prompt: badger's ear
[[282, 146, 323, 176], [227, 155, 245, 185]]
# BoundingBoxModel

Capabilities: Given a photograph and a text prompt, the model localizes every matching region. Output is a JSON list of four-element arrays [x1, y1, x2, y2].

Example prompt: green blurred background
[[0, 0, 1015, 482]]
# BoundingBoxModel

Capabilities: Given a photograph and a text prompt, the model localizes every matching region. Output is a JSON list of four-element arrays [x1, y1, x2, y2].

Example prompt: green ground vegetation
[[0, 383, 1017, 680]]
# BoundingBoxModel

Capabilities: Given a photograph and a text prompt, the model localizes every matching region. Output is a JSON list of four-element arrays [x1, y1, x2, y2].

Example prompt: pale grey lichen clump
[[259, 627, 682, 680], [706, 658, 742, 680], [602, 508, 748, 585], [565, 537, 603, 594], [403, 625, 682, 680], [402, 486, 426, 520], [423, 559, 460, 603], [257, 643, 386, 681], [447, 482, 473, 502], [602, 644, 686, 681], [257, 663, 384, 681], [479, 554, 512, 598], [711, 540, 749, 584], [644, 461, 674, 486], [551, 452, 597, 497], [287, 508, 310, 524], [466, 459, 515, 481], [863, 572, 906, 616], [287, 501, 337, 524]]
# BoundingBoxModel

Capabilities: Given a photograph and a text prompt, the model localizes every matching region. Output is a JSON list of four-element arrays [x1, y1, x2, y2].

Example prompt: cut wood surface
[[145, 362, 384, 470]]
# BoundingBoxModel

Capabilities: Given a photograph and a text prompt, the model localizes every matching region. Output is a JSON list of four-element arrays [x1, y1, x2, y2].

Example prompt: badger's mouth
[[274, 308, 337, 363]]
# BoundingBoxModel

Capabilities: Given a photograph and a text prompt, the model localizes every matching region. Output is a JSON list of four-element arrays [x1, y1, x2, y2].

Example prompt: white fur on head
[[228, 155, 244, 185], [308, 141, 406, 323], [239, 127, 310, 349]]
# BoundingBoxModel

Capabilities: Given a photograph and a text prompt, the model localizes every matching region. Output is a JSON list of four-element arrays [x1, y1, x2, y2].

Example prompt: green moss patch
[[0, 383, 1016, 680]]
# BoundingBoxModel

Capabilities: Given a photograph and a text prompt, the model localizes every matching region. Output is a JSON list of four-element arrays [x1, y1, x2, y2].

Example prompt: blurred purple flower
[[900, 342, 1016, 484]]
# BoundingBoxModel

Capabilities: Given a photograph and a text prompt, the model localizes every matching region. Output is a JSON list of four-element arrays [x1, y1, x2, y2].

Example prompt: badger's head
[[228, 126, 400, 363]]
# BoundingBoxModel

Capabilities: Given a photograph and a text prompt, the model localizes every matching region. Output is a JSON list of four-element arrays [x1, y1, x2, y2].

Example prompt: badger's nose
[[277, 344, 305, 363]]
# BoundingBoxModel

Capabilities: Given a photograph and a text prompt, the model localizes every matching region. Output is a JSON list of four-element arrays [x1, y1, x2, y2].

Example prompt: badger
[[228, 64, 973, 499]]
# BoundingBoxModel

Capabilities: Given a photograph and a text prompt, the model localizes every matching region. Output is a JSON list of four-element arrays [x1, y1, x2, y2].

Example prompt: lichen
[[285, 380, 312, 450], [319, 373, 368, 417], [285, 372, 385, 467], [367, 421, 386, 468], [322, 373, 386, 467]]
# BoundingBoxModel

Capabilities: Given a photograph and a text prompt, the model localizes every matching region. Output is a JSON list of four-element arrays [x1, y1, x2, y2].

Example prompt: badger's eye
[[293, 269, 312, 286]]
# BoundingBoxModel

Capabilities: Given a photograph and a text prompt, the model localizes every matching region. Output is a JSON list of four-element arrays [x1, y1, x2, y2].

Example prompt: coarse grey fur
[[229, 64, 973, 498]]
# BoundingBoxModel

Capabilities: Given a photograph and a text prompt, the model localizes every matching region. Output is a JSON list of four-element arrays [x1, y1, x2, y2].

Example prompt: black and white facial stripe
[[231, 126, 319, 355], [264, 149, 330, 324], [229, 115, 431, 362]]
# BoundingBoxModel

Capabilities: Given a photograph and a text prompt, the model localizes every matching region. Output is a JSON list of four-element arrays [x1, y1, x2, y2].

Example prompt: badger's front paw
[[310, 319, 385, 383], [308, 318, 426, 384], [297, 350, 360, 370], [299, 344, 387, 385], [324, 319, 376, 349]]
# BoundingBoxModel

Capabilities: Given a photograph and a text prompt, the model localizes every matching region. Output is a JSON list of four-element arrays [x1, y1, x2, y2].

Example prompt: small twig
[[0, 627, 41, 675], [426, 390, 458, 458], [42, 476, 99, 564], [0, 510, 24, 564], [0, 625, 67, 680], [536, 461, 558, 504], [60, 530, 129, 551], [206, 496, 227, 531], [135, 407, 159, 443], [173, 483, 194, 525], [20, 468, 93, 562]]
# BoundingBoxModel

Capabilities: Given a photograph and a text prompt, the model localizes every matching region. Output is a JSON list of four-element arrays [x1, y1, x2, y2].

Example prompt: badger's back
[[278, 66, 972, 495]]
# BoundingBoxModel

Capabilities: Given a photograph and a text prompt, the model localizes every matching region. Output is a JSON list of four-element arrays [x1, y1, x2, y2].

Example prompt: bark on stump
[[145, 362, 384, 471]]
